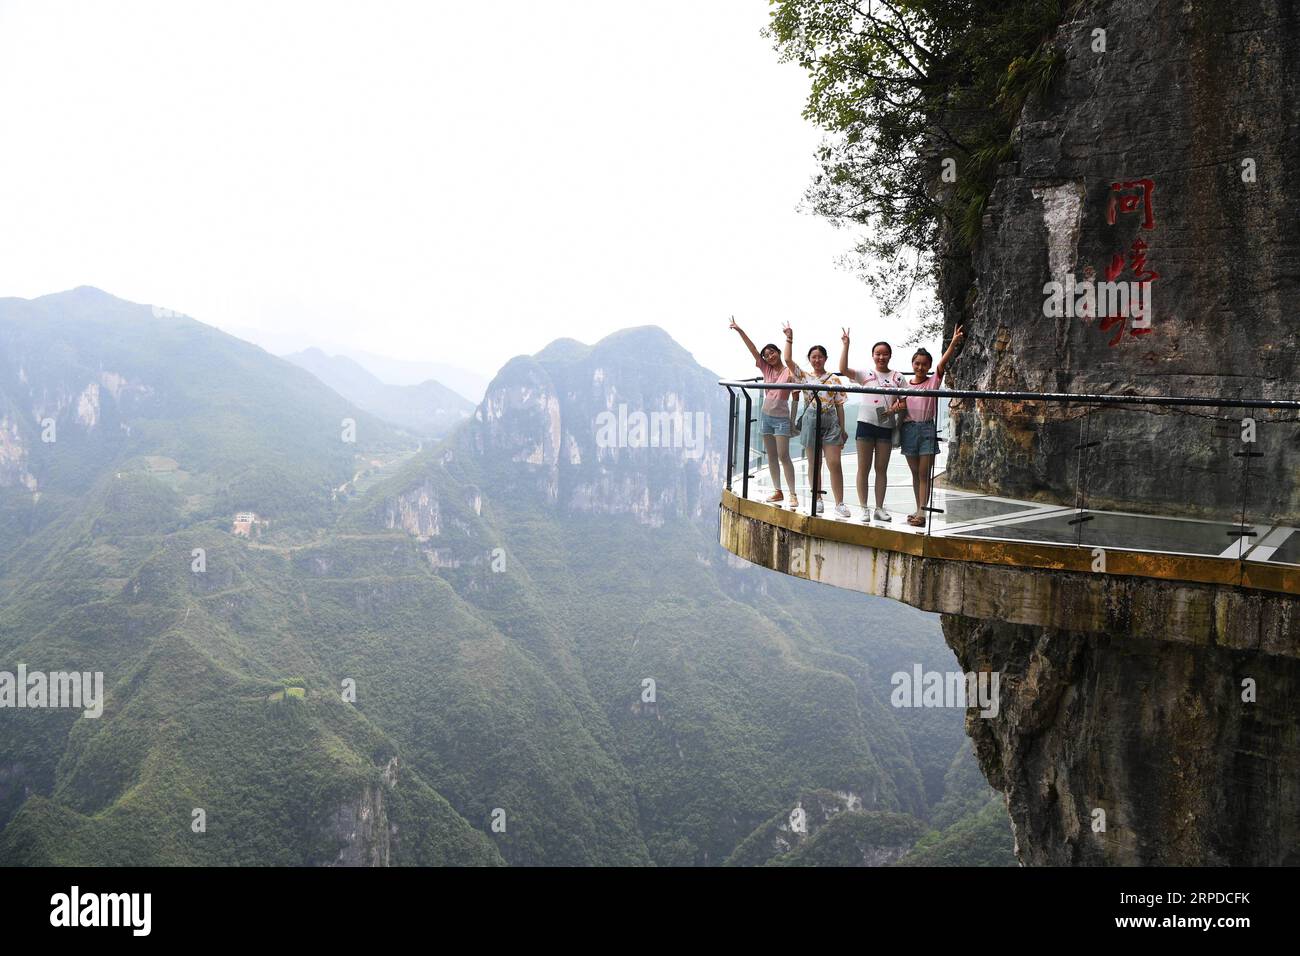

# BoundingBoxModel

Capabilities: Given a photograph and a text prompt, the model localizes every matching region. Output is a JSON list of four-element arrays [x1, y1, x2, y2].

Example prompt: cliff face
[[723, 789, 926, 867], [377, 328, 727, 573], [327, 758, 400, 867], [470, 328, 724, 526], [947, 0, 1300, 521], [944, 615, 1300, 865], [939, 0, 1300, 865]]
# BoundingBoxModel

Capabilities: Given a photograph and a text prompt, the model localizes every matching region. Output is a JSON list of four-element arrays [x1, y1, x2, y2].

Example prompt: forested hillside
[[0, 289, 1011, 865]]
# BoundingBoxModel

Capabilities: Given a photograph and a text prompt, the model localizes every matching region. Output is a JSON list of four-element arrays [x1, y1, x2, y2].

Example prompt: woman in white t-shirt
[[839, 329, 906, 522]]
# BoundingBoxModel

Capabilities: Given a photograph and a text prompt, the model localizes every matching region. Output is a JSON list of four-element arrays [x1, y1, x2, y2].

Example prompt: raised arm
[[729, 315, 761, 364], [935, 324, 966, 379], [781, 322, 802, 376], [838, 327, 855, 379]]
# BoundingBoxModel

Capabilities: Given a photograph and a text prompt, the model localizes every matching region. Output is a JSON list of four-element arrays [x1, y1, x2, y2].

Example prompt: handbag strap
[[805, 370, 837, 407]]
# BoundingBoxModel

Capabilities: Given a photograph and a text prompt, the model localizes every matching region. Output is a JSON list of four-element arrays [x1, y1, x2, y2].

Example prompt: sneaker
[[813, 501, 824, 515], [765, 490, 784, 504], [873, 508, 892, 522], [834, 503, 851, 519]]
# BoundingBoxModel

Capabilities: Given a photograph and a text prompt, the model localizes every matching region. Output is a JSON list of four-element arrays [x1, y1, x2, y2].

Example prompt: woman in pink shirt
[[900, 325, 964, 527], [730, 317, 799, 508]]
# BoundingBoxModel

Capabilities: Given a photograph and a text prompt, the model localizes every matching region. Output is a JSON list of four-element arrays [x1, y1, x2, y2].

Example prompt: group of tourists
[[729, 317, 965, 527]]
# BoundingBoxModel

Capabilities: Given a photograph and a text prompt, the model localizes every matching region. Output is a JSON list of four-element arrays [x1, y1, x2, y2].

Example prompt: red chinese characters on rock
[[1098, 238, 1159, 346], [1098, 178, 1159, 347], [1106, 178, 1156, 231]]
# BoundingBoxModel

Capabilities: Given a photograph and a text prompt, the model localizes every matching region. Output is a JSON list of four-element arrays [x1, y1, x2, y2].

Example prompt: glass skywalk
[[719, 378, 1300, 587], [737, 450, 1295, 568]]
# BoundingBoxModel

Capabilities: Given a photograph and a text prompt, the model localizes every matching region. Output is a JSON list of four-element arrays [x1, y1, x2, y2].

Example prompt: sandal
[[906, 513, 926, 527], [765, 490, 784, 503], [788, 496, 799, 510]]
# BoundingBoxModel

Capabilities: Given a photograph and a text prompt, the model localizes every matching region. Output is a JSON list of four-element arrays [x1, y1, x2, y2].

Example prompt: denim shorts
[[759, 410, 792, 436], [856, 420, 893, 442], [800, 405, 846, 447], [900, 420, 938, 456]]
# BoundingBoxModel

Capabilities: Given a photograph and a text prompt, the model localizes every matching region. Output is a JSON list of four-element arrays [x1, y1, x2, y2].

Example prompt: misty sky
[[0, 0, 928, 388]]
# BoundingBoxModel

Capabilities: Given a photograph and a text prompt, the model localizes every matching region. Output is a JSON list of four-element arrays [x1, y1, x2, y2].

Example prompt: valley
[[0, 288, 1012, 867]]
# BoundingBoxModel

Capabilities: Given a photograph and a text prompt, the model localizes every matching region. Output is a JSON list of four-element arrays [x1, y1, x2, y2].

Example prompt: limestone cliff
[[469, 328, 724, 526], [723, 789, 926, 867], [326, 757, 401, 867], [946, 0, 1299, 522], [944, 613, 1300, 865], [940, 0, 1300, 864]]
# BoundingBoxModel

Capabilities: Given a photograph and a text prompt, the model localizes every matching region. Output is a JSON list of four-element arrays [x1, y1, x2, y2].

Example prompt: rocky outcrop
[[386, 329, 724, 540], [0, 762, 34, 828], [384, 479, 441, 540], [0, 417, 37, 491], [944, 615, 1300, 865], [467, 328, 724, 525], [75, 382, 100, 429], [326, 757, 400, 867], [0, 362, 152, 494], [939, 0, 1300, 865], [946, 0, 1300, 522], [724, 789, 924, 867]]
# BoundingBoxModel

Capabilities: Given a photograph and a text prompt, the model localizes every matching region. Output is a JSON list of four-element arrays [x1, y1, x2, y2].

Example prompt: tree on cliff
[[767, 0, 1065, 337]]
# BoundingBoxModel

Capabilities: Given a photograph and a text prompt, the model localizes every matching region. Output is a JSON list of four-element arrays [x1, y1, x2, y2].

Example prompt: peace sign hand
[[728, 315, 739, 331], [841, 327, 851, 346], [781, 321, 793, 341]]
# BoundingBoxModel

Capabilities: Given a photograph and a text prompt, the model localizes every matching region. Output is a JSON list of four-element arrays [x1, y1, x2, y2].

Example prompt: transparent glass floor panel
[[930, 495, 1041, 525], [956, 511, 1243, 557], [1269, 534, 1300, 566], [739, 451, 1289, 559]]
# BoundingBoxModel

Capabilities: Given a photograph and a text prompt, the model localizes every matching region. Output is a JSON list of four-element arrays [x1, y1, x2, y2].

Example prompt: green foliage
[[0, 288, 415, 534], [0, 303, 1014, 866], [773, 810, 926, 866], [767, 0, 1068, 321], [899, 797, 1018, 866]]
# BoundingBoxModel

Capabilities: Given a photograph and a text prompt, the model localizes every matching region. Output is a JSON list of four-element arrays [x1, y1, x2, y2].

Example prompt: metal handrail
[[719, 378, 1300, 411], [725, 377, 1298, 524]]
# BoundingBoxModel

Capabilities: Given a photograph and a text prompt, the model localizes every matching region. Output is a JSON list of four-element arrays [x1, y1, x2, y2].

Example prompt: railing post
[[811, 387, 822, 517], [741, 389, 753, 501], [1232, 401, 1264, 585], [1069, 404, 1099, 544], [724, 386, 736, 492], [922, 396, 948, 537]]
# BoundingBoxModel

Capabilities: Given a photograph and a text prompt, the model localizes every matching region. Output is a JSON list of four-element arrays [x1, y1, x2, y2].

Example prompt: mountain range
[[282, 347, 473, 439], [0, 287, 1012, 865]]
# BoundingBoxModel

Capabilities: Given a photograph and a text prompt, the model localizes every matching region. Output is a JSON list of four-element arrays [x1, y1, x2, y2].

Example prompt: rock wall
[[326, 758, 400, 867], [940, 0, 1300, 865], [947, 0, 1300, 523], [470, 328, 724, 525], [943, 615, 1300, 865]]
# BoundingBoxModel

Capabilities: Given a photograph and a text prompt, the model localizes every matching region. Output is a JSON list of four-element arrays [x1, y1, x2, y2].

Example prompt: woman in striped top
[[782, 322, 850, 518]]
